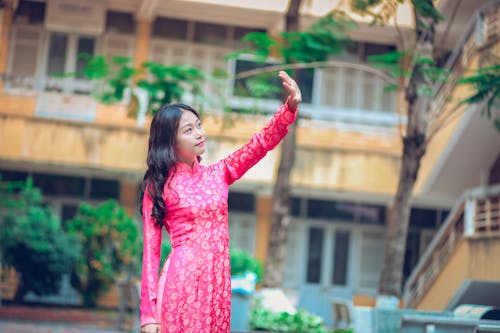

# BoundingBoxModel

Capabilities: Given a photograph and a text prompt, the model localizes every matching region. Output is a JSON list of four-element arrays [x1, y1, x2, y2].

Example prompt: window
[[291, 197, 302, 217], [90, 178, 120, 200], [44, 32, 96, 93], [194, 22, 228, 45], [358, 204, 386, 224], [363, 42, 397, 61], [46, 34, 68, 78], [341, 41, 396, 62], [307, 199, 356, 220], [332, 230, 350, 285], [233, 59, 280, 99], [403, 230, 421, 285], [153, 17, 189, 40], [307, 198, 386, 224], [233, 26, 266, 47], [410, 208, 438, 228], [234, 26, 265, 40], [228, 191, 255, 212], [0, 169, 28, 182], [33, 173, 86, 197], [14, 0, 45, 24], [106, 11, 135, 34], [62, 204, 79, 222], [75, 37, 96, 78], [233, 59, 314, 103], [0, 170, 28, 194], [306, 227, 324, 283]]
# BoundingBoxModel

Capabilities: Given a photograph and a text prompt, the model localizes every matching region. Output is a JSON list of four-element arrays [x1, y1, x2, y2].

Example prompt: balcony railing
[[431, 0, 500, 117], [2, 27, 399, 127], [403, 184, 500, 308]]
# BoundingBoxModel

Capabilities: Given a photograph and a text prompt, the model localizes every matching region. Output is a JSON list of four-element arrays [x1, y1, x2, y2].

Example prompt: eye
[[196, 122, 202, 129], [184, 127, 192, 134]]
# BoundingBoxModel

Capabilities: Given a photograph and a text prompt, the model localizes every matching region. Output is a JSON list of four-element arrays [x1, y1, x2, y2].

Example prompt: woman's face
[[175, 110, 206, 164]]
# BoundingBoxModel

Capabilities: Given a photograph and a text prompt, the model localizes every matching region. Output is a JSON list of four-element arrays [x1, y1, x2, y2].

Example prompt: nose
[[195, 126, 204, 138]]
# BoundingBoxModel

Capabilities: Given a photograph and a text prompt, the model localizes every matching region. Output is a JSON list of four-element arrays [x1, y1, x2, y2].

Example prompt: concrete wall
[[416, 235, 500, 311]]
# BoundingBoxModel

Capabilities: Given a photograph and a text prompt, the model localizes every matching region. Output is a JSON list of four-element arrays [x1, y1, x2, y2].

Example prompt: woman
[[140, 71, 302, 333]]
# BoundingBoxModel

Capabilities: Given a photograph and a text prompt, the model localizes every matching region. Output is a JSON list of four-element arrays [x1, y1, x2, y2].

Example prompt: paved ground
[[0, 305, 136, 333], [0, 321, 126, 333]]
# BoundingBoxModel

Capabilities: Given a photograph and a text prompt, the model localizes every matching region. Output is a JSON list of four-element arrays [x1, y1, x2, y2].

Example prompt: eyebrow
[[180, 120, 200, 129]]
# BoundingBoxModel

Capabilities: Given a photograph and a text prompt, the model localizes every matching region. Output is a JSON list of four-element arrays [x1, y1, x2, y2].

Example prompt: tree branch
[[233, 60, 396, 83]]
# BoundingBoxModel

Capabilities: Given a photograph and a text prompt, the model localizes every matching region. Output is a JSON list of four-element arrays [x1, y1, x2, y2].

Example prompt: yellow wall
[[0, 98, 401, 195], [0, 112, 148, 171], [416, 240, 470, 311], [468, 235, 500, 280], [414, 43, 497, 194], [416, 234, 500, 311]]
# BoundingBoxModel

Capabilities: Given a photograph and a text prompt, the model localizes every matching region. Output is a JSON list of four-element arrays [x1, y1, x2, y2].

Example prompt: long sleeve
[[140, 189, 162, 326], [221, 103, 297, 185]]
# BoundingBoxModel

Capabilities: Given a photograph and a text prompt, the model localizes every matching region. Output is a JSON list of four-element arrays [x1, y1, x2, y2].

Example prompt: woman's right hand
[[141, 323, 160, 333]]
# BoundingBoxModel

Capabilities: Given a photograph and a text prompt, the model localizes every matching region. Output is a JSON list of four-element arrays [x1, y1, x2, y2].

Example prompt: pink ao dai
[[140, 103, 297, 333]]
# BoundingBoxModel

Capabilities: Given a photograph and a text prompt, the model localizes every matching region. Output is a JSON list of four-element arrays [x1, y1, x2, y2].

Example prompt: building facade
[[0, 0, 498, 325]]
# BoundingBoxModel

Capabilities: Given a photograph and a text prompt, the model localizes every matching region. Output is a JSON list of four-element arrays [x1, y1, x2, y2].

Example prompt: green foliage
[[65, 200, 141, 307], [160, 241, 172, 270], [350, 0, 448, 99], [413, 0, 444, 26], [139, 62, 206, 115], [230, 248, 263, 282], [226, 10, 354, 103], [457, 64, 500, 130], [350, 0, 442, 26], [229, 11, 353, 64], [280, 11, 355, 64], [368, 51, 411, 77], [249, 300, 344, 333], [0, 177, 80, 302], [74, 56, 209, 117]]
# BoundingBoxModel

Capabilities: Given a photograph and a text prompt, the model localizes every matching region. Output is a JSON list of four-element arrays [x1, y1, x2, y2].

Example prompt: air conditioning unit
[[45, 0, 105, 35]]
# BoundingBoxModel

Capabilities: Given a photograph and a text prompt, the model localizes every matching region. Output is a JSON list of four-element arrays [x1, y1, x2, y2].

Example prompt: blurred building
[[0, 0, 498, 325]]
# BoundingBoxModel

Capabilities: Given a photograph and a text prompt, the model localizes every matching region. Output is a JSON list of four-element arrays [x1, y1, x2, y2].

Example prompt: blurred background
[[0, 0, 499, 332]]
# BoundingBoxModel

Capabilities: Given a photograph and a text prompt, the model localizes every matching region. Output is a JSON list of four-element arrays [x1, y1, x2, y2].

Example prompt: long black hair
[[140, 103, 200, 228]]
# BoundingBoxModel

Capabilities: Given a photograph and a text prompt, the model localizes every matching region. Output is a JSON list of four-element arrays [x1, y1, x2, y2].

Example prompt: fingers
[[278, 70, 302, 109], [279, 71, 297, 93], [279, 70, 293, 85]]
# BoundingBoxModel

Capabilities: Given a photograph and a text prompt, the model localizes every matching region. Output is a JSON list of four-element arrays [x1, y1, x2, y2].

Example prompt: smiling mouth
[[196, 141, 205, 147]]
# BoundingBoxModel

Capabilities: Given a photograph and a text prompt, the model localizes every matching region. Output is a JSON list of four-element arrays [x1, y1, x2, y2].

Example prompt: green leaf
[[417, 85, 433, 96], [413, 0, 444, 22], [368, 51, 405, 65], [383, 83, 399, 93], [415, 55, 434, 65]]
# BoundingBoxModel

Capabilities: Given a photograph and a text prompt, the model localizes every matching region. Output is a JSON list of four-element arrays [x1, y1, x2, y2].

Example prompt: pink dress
[[140, 103, 297, 333]]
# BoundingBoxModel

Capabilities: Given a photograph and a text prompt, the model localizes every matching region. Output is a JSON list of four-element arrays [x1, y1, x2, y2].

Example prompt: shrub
[[0, 178, 80, 303], [230, 247, 263, 281], [249, 299, 352, 333], [65, 199, 141, 307]]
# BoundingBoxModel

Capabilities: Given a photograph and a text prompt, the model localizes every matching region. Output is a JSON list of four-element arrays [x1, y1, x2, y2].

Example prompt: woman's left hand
[[279, 70, 302, 110]]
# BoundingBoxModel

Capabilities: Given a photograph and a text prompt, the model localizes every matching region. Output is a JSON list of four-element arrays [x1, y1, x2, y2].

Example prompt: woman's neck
[[177, 157, 196, 169]]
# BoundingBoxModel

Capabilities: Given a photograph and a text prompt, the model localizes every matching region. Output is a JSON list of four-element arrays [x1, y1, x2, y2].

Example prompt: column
[[133, 19, 152, 71], [0, 1, 14, 92], [120, 180, 140, 218], [254, 194, 273, 264]]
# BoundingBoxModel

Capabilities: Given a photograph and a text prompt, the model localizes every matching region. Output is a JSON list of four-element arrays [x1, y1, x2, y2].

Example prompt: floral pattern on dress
[[140, 103, 296, 333]]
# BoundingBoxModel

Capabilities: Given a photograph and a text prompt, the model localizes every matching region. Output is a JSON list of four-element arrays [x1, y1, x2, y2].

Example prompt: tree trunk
[[263, 0, 301, 288], [378, 132, 426, 296], [378, 2, 438, 297]]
